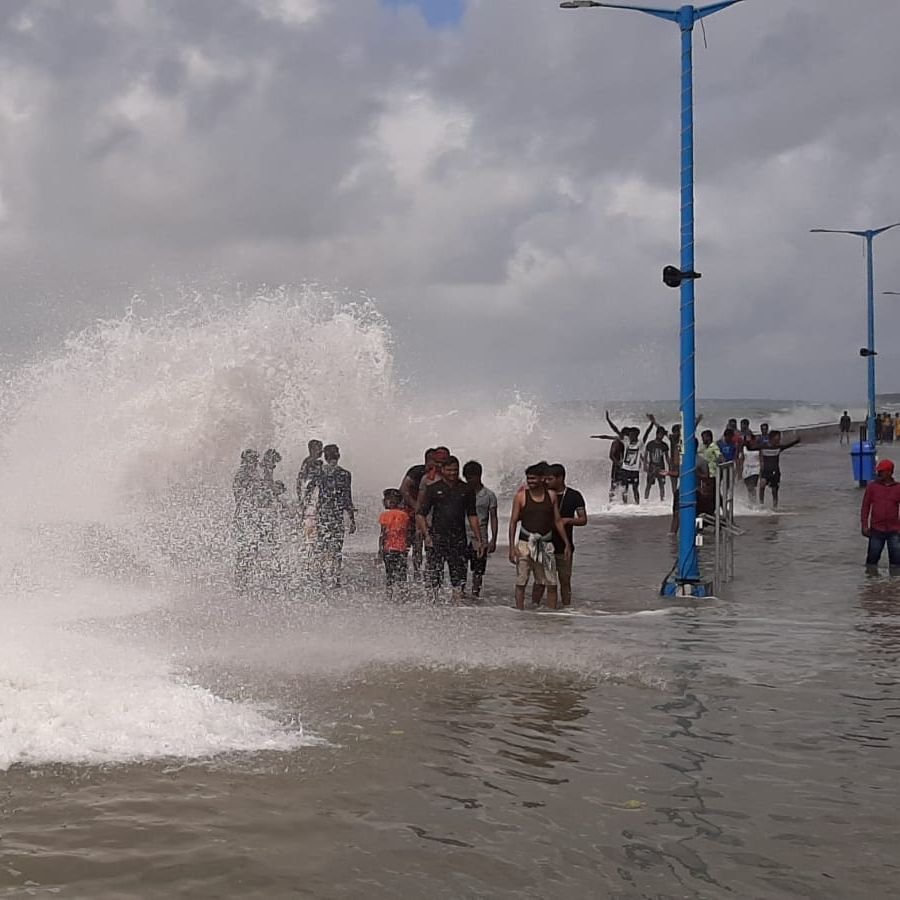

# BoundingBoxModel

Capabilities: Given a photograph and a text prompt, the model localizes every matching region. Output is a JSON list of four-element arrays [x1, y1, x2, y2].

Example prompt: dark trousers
[[427, 537, 468, 589], [383, 551, 408, 586], [467, 543, 488, 578], [866, 530, 900, 568]]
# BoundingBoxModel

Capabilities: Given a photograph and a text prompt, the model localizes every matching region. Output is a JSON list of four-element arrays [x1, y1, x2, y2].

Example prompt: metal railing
[[698, 461, 744, 594]]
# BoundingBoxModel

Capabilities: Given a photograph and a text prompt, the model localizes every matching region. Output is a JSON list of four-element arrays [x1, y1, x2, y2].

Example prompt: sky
[[0, 0, 899, 403]]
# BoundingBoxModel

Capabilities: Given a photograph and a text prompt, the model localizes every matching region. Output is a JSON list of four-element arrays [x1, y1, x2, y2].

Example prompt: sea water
[[2, 289, 894, 899]]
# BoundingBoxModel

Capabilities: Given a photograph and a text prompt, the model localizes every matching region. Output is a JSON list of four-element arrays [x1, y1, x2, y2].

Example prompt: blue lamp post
[[560, 0, 745, 597], [811, 223, 900, 446]]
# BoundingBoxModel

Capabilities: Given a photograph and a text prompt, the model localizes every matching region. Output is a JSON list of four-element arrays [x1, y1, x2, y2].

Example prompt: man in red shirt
[[861, 459, 900, 574]]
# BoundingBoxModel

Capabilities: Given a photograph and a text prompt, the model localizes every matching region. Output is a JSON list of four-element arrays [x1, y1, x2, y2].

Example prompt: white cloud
[[254, 0, 320, 28], [0, 0, 898, 402]]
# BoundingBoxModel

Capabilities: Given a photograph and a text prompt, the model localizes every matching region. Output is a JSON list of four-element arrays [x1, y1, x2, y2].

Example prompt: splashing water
[[0, 287, 550, 770], [1, 287, 831, 769]]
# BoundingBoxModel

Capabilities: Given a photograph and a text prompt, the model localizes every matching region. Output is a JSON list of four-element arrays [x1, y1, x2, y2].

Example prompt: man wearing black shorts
[[417, 456, 484, 603], [759, 431, 801, 508]]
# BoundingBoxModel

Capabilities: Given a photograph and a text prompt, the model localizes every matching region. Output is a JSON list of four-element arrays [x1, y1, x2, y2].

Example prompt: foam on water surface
[[0, 579, 311, 772]]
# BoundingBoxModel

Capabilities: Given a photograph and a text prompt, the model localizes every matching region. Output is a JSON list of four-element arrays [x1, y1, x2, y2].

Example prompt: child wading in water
[[378, 488, 410, 600]]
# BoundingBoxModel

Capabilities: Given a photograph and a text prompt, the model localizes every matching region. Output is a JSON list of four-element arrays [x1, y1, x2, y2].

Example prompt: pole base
[[661, 578, 714, 599]]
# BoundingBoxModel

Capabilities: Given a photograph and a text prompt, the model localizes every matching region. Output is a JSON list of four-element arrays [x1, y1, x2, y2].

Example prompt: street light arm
[[872, 221, 900, 237], [695, 0, 747, 21], [559, 2, 678, 21]]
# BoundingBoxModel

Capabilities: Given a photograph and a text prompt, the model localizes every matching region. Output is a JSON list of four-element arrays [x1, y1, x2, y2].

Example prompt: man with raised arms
[[600, 411, 653, 504], [508, 463, 571, 611], [642, 420, 670, 502], [758, 431, 801, 508]]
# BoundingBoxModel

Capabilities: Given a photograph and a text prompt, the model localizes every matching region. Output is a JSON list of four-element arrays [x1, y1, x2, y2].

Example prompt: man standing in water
[[462, 460, 498, 600], [417, 456, 483, 603], [258, 449, 284, 577], [741, 435, 761, 504], [643, 422, 670, 501], [233, 449, 262, 591], [839, 411, 852, 445], [312, 444, 355, 588], [297, 440, 323, 496], [508, 463, 570, 611], [861, 459, 900, 574], [758, 431, 801, 508], [533, 463, 586, 608], [416, 446, 450, 583], [297, 439, 324, 577], [400, 448, 433, 575], [588, 432, 624, 502]]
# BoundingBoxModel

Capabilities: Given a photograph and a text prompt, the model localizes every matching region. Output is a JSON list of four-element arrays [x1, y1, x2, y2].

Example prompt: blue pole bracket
[[663, 266, 702, 287]]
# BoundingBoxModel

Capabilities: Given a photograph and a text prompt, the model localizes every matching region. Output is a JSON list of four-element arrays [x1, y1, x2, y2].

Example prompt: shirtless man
[[508, 463, 570, 611]]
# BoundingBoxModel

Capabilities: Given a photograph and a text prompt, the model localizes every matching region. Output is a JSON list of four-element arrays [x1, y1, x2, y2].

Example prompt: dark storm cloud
[[0, 0, 898, 402]]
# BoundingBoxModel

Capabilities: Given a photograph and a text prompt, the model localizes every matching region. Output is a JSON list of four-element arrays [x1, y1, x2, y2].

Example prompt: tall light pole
[[811, 223, 900, 444], [560, 0, 745, 597]]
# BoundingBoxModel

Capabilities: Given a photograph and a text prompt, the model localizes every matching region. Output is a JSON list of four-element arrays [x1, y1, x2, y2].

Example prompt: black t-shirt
[[418, 480, 476, 543], [552, 487, 586, 553], [404, 464, 427, 500], [316, 465, 353, 518], [644, 439, 669, 470]]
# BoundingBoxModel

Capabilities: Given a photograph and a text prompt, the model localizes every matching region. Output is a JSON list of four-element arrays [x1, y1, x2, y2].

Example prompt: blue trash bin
[[851, 441, 876, 485]]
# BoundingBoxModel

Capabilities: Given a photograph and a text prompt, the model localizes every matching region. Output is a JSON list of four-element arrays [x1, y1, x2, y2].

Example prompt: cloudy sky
[[1, 0, 899, 402]]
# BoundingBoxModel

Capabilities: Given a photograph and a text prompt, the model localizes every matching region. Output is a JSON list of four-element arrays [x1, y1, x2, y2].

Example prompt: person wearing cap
[[861, 459, 900, 574]]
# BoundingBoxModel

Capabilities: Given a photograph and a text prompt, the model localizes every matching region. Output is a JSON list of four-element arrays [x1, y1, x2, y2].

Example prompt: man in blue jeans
[[861, 459, 900, 574]]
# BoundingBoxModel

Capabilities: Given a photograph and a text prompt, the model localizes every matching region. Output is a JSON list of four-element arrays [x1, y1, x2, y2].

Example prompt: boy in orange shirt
[[378, 489, 410, 600]]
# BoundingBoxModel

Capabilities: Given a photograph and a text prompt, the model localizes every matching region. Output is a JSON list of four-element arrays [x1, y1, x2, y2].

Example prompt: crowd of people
[[232, 440, 355, 591], [231, 414, 803, 606], [388, 449, 586, 610], [875, 412, 900, 444], [840, 410, 900, 445], [592, 412, 801, 523], [231, 442, 587, 610]]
